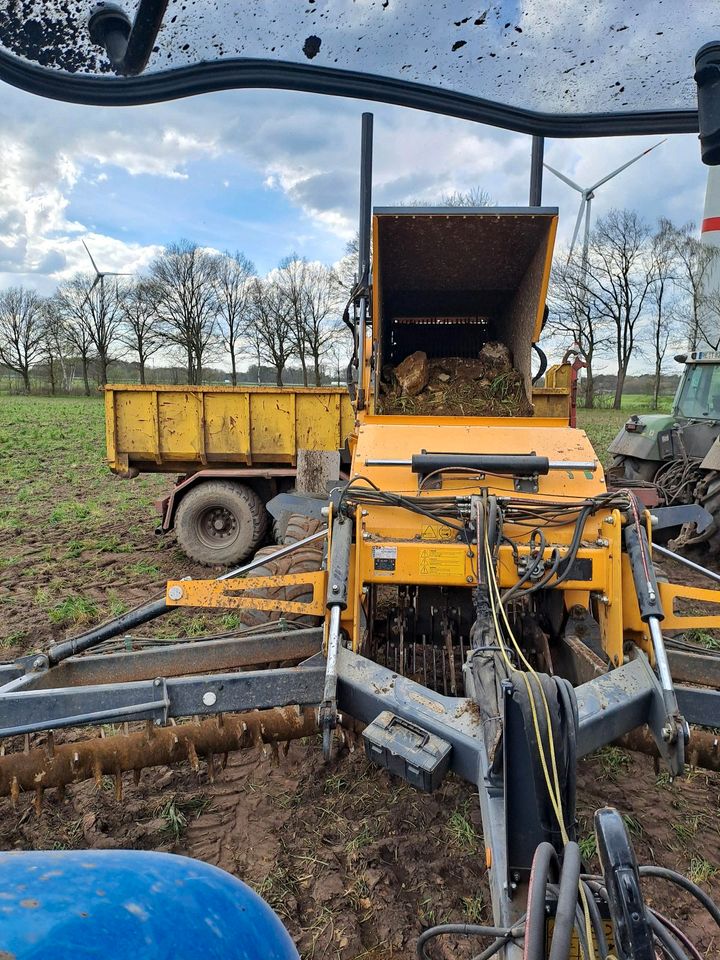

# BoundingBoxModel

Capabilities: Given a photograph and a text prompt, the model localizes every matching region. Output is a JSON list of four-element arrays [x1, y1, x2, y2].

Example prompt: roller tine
[[422, 638, 427, 686], [445, 630, 457, 696], [413, 642, 416, 675], [441, 647, 447, 696], [186, 739, 200, 774], [432, 647, 437, 690]]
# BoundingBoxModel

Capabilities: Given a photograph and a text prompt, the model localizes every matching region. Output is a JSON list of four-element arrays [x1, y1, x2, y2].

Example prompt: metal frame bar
[[0, 51, 699, 137]]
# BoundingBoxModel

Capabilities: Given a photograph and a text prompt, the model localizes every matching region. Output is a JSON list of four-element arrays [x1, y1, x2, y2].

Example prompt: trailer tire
[[237, 516, 325, 628], [175, 481, 268, 567]]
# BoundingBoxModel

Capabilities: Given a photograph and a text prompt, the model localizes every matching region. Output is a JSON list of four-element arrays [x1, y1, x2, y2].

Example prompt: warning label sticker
[[419, 549, 465, 579], [420, 524, 455, 541]]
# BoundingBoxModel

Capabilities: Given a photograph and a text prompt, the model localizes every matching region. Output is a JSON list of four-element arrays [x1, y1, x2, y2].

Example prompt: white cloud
[[0, 76, 709, 299]]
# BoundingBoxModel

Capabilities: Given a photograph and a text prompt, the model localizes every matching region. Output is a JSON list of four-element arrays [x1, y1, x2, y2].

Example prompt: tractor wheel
[[237, 514, 325, 628], [175, 481, 268, 567], [697, 470, 720, 552]]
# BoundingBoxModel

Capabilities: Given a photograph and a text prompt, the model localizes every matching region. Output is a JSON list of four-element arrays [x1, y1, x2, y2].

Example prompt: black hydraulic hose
[[554, 678, 578, 826], [524, 842, 559, 960], [48, 597, 169, 665], [638, 866, 720, 927], [581, 880, 609, 960], [416, 923, 518, 960], [645, 910, 691, 960], [548, 842, 582, 960], [651, 911, 704, 960], [502, 528, 546, 604]]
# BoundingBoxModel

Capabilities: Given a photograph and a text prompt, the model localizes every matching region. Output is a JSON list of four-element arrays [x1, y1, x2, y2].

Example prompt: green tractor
[[608, 349, 720, 549]]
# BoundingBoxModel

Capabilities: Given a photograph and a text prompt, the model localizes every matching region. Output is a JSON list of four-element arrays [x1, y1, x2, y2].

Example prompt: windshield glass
[[0, 1, 714, 124], [676, 364, 720, 419]]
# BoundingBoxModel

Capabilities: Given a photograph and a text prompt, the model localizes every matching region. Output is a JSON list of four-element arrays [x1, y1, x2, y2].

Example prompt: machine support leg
[[624, 516, 686, 771], [320, 516, 353, 757]]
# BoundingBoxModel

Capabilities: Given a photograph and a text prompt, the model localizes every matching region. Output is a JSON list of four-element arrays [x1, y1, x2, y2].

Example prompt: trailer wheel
[[175, 481, 268, 567], [237, 515, 325, 628]]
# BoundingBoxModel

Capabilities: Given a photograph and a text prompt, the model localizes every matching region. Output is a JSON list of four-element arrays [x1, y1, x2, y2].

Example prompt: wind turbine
[[81, 240, 132, 306], [544, 139, 666, 268]]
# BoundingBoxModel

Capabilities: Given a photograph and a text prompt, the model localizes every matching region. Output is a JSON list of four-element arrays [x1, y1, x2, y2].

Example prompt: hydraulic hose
[[645, 910, 691, 960], [523, 842, 559, 960], [638, 865, 720, 926], [581, 880, 609, 960], [548, 842, 582, 960], [416, 923, 519, 960]]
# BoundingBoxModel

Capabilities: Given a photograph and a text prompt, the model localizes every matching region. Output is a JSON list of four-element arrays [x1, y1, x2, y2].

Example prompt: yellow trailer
[[104, 374, 572, 567], [104, 384, 355, 566]]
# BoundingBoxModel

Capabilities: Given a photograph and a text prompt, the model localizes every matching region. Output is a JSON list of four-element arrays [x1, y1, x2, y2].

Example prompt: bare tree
[[0, 287, 44, 393], [275, 256, 311, 385], [150, 240, 219, 384], [547, 255, 611, 409], [670, 222, 720, 350], [214, 251, 256, 386], [647, 220, 681, 410], [40, 298, 71, 395], [248, 277, 293, 386], [586, 210, 653, 409], [55, 279, 95, 396], [54, 273, 124, 388], [302, 262, 344, 385], [121, 279, 163, 385], [439, 186, 494, 207]]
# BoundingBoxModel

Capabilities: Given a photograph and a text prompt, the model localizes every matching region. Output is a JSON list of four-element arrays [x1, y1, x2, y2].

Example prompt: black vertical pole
[[356, 112, 374, 410], [529, 134, 544, 206]]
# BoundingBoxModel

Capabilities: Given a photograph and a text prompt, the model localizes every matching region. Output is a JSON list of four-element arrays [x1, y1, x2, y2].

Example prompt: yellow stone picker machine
[[2, 4, 720, 959]]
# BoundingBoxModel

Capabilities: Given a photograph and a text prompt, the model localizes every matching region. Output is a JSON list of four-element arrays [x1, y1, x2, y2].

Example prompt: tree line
[[546, 212, 720, 409], [0, 240, 352, 394]]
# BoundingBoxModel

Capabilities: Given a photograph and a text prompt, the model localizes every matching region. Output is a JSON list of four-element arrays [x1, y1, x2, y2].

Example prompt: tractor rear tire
[[237, 515, 325, 629], [697, 470, 720, 552], [175, 481, 268, 567]]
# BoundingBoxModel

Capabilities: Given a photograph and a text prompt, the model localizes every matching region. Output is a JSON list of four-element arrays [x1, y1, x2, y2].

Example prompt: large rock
[[394, 350, 429, 396], [478, 341, 513, 370]]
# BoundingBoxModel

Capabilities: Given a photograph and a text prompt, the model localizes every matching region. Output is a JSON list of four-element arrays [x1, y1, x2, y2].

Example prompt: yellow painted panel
[[296, 392, 341, 450], [113, 389, 157, 461], [106, 385, 355, 472], [203, 392, 251, 461], [249, 391, 296, 460], [157, 391, 203, 460]]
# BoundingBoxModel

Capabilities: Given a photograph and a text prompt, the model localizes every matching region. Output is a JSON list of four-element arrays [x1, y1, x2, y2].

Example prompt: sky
[[0, 72, 709, 300]]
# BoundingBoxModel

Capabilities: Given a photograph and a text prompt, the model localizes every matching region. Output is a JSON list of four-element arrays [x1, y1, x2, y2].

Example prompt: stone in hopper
[[478, 341, 513, 369], [394, 350, 429, 396]]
